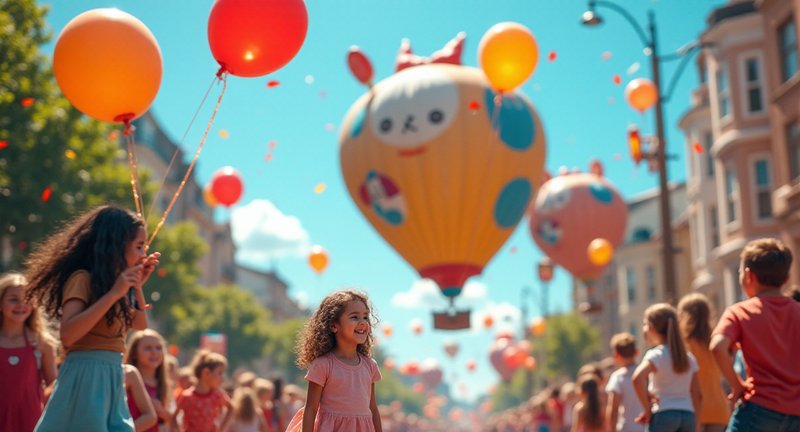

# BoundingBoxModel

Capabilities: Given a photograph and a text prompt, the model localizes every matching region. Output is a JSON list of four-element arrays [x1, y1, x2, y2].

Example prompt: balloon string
[[147, 72, 228, 247], [124, 122, 145, 219], [145, 74, 220, 222]]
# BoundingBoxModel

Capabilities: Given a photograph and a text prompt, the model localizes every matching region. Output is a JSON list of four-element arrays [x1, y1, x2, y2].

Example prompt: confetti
[[314, 183, 327, 194], [18, 241, 27, 251], [65, 149, 77, 160], [108, 130, 119, 141], [693, 143, 704, 154], [324, 123, 336, 132], [265, 153, 273, 162], [468, 101, 481, 111], [157, 268, 167, 277], [613, 74, 622, 85], [548, 51, 557, 62], [266, 80, 280, 88], [268, 140, 277, 150], [627, 62, 641, 75], [41, 186, 52, 203], [305, 75, 315, 85], [219, 129, 229, 139], [601, 51, 612, 61], [0, 141, 8, 150], [20, 97, 35, 107]]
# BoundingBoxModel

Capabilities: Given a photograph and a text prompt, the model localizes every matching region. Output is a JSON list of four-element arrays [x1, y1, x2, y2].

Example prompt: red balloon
[[347, 46, 373, 85], [208, 0, 308, 77], [210, 166, 243, 207]]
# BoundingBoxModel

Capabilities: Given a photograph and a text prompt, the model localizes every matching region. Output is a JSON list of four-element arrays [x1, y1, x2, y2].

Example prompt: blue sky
[[44, 0, 726, 402]]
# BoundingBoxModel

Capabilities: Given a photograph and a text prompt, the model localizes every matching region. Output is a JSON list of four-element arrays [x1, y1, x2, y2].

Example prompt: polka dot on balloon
[[350, 106, 367, 138], [484, 89, 535, 151], [494, 178, 532, 228], [589, 182, 614, 204]]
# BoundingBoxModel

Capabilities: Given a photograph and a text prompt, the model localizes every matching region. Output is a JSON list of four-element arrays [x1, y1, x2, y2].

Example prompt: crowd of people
[[1, 204, 798, 432], [482, 238, 800, 432]]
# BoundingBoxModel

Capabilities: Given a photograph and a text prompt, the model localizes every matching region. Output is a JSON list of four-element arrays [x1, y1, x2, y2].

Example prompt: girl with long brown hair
[[125, 329, 173, 431]]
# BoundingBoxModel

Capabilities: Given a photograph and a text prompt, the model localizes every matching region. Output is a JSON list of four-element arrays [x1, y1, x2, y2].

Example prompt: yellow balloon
[[530, 317, 546, 336], [587, 238, 614, 266], [478, 22, 539, 93]]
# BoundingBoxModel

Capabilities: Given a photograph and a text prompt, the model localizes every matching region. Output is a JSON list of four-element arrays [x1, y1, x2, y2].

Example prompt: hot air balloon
[[443, 340, 460, 358], [419, 358, 443, 390], [488, 335, 516, 381], [528, 161, 627, 284], [340, 35, 547, 329], [466, 359, 477, 372]]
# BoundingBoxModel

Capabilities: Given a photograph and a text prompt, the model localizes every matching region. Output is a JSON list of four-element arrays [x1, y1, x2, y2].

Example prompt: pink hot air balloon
[[419, 358, 443, 390], [489, 336, 515, 381], [528, 161, 627, 283], [443, 340, 460, 358]]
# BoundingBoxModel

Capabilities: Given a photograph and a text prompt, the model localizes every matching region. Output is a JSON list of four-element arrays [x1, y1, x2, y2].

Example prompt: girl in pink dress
[[286, 290, 382, 432]]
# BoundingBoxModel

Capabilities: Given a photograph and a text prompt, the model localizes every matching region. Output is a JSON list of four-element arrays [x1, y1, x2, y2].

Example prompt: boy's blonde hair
[[190, 349, 227, 379], [610, 332, 637, 359], [253, 378, 275, 399], [741, 238, 793, 288]]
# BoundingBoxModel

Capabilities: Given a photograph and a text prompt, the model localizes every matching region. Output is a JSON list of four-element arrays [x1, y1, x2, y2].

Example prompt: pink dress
[[0, 331, 43, 432], [286, 353, 381, 432]]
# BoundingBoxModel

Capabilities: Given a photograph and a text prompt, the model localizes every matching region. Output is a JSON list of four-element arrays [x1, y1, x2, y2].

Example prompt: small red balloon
[[20, 97, 35, 107], [347, 46, 374, 85], [209, 166, 243, 207], [613, 74, 622, 85], [0, 141, 8, 150], [468, 100, 481, 111], [208, 0, 308, 77], [548, 51, 557, 62], [693, 143, 703, 154]]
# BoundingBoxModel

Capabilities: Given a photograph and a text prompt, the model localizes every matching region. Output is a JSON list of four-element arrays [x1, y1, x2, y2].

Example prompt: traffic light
[[628, 125, 642, 165]]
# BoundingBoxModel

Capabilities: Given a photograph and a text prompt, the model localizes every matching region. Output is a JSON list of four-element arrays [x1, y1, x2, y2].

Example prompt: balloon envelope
[[54, 8, 162, 123], [625, 78, 658, 112], [308, 245, 330, 274], [478, 22, 539, 93], [210, 167, 243, 207], [340, 64, 546, 299], [489, 337, 515, 381]]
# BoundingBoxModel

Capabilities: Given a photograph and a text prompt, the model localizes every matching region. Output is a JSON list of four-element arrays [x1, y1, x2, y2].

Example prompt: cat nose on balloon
[[402, 114, 417, 133]]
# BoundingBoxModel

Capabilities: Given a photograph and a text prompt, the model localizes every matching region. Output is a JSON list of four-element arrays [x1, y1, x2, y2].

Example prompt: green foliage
[[371, 349, 424, 415], [0, 0, 137, 270], [490, 368, 530, 412], [170, 284, 272, 370], [538, 312, 602, 381], [263, 318, 305, 384]]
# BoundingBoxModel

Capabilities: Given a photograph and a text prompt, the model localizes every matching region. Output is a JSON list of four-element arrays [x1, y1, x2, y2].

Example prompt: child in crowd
[[173, 349, 233, 432], [710, 238, 800, 431], [284, 384, 305, 418], [605, 332, 643, 432], [124, 364, 158, 431], [286, 289, 382, 432], [0, 273, 58, 432], [26, 206, 159, 431], [254, 378, 276, 432], [560, 382, 577, 432], [571, 375, 604, 432], [126, 329, 173, 430], [633, 303, 700, 432], [230, 387, 268, 432], [677, 293, 729, 431], [174, 366, 195, 402]]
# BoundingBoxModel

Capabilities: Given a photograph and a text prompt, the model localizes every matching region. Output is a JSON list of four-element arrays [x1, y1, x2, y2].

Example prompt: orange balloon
[[625, 78, 658, 113], [587, 238, 614, 266], [530, 317, 547, 336], [478, 22, 539, 93], [382, 324, 394, 337], [203, 186, 218, 208], [524, 356, 537, 371], [483, 315, 494, 329], [54, 9, 162, 123], [308, 245, 329, 274]]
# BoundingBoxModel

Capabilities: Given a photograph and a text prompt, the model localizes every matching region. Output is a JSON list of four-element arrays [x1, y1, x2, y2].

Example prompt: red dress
[[0, 331, 43, 432], [127, 381, 160, 432]]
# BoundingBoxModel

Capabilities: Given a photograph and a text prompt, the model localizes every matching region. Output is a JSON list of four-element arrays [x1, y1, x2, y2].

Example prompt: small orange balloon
[[524, 356, 537, 371], [384, 358, 395, 369], [308, 245, 329, 274], [203, 186, 218, 208], [382, 324, 394, 337], [625, 78, 658, 113], [168, 344, 180, 356], [588, 238, 614, 266], [483, 315, 494, 329], [478, 22, 539, 93], [530, 317, 547, 336], [54, 9, 162, 123]]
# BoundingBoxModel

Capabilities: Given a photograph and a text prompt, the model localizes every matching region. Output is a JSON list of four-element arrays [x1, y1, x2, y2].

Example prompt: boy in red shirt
[[710, 238, 800, 431]]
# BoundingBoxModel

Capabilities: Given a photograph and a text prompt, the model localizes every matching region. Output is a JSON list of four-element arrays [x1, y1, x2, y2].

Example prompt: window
[[725, 166, 739, 224], [754, 159, 772, 220], [744, 58, 764, 113], [788, 121, 800, 181], [717, 68, 730, 119], [626, 268, 636, 305], [646, 265, 657, 301], [710, 206, 720, 248], [779, 18, 798, 82], [704, 131, 715, 177]]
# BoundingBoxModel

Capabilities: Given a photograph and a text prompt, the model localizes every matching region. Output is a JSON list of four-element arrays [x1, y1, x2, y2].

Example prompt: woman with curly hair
[[24, 205, 160, 431], [285, 290, 382, 432]]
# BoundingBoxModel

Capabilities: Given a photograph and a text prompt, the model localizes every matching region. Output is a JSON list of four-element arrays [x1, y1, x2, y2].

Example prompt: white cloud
[[231, 199, 310, 268], [391, 279, 488, 309]]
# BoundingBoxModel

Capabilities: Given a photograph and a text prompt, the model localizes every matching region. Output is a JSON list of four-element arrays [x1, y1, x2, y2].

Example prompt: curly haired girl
[[286, 290, 382, 432]]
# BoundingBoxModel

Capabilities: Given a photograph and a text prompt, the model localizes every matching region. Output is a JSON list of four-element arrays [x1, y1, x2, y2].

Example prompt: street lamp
[[581, 0, 706, 304]]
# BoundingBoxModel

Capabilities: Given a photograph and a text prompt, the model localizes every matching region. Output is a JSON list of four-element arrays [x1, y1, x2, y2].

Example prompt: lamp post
[[581, 0, 703, 304]]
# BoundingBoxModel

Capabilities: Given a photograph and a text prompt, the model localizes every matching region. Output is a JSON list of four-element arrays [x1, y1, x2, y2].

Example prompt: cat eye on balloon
[[428, 110, 444, 124], [380, 118, 393, 133]]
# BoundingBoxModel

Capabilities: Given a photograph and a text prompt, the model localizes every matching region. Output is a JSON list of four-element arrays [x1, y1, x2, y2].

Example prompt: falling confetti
[[319, 90, 328, 99], [548, 51, 557, 62], [509, 246, 517, 254], [268, 140, 277, 150], [18, 242, 27, 251], [266, 80, 280, 88], [20, 97, 35, 107], [41, 186, 52, 203], [627, 62, 641, 75], [613, 74, 622, 85], [314, 183, 327, 194], [601, 51, 612, 61], [468, 101, 481, 111], [65, 149, 77, 160], [693, 143, 704, 154], [265, 153, 273, 162], [219, 129, 229, 139], [108, 130, 119, 141], [324, 123, 336, 132], [305, 74, 315, 85], [157, 268, 167, 277], [0, 141, 8, 150]]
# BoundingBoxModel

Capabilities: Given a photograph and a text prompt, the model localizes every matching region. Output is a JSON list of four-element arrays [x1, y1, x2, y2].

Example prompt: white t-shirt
[[605, 366, 645, 432], [643, 345, 698, 413]]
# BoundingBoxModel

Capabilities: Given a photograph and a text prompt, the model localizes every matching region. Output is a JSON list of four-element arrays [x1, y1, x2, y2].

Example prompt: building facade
[[235, 265, 308, 322]]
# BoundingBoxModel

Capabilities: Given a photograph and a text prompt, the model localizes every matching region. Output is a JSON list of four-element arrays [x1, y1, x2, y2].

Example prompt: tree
[[537, 312, 602, 381], [262, 318, 305, 384], [0, 0, 139, 270]]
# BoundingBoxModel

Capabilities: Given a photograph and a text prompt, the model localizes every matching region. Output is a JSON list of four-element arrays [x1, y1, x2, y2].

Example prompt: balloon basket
[[433, 309, 470, 330]]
